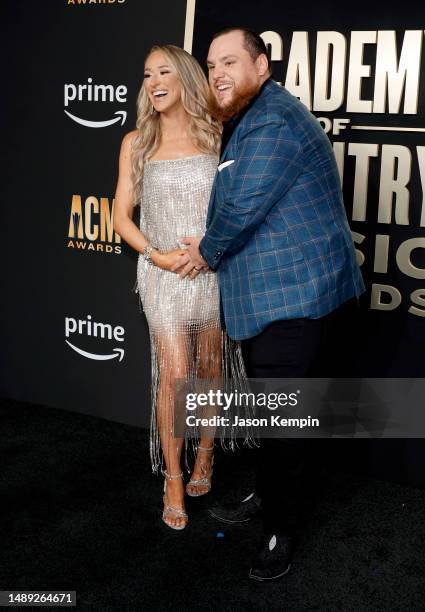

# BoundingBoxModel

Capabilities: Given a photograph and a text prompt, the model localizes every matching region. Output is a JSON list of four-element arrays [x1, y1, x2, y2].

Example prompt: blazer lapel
[[219, 138, 233, 164], [207, 143, 234, 228], [206, 179, 217, 228], [206, 79, 275, 230], [207, 123, 240, 228]]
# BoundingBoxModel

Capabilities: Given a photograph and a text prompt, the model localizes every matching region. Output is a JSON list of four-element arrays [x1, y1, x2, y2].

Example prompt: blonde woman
[[113, 45, 245, 530]]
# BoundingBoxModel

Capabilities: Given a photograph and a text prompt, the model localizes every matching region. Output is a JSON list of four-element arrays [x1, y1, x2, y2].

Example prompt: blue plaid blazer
[[199, 79, 365, 341]]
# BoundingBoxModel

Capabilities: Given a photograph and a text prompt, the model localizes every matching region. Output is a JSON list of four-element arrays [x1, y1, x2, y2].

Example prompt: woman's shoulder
[[121, 129, 139, 150]]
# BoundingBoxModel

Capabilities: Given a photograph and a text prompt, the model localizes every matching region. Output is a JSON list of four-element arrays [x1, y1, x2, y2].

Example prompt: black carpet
[[1, 397, 425, 611]]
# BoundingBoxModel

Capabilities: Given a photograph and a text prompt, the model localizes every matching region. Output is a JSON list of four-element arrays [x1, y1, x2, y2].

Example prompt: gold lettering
[[396, 238, 425, 279], [409, 289, 425, 317], [100, 197, 121, 242], [285, 32, 312, 109], [370, 284, 402, 311], [85, 196, 99, 241], [378, 145, 411, 225], [68, 195, 84, 238]]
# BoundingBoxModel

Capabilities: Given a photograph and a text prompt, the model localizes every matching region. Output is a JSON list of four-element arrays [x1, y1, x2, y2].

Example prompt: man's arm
[[199, 118, 303, 270]]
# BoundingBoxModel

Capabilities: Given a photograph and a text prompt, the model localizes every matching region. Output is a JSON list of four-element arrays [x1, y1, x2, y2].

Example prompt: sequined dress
[[136, 154, 250, 473]]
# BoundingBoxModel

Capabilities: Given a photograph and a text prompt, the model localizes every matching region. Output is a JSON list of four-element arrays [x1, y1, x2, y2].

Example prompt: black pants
[[241, 316, 327, 535]]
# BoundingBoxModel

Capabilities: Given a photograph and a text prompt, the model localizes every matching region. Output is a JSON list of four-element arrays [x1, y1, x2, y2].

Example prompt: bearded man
[[179, 28, 365, 581]]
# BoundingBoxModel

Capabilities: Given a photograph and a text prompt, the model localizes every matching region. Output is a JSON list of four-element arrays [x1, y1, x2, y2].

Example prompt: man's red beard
[[208, 80, 261, 123]]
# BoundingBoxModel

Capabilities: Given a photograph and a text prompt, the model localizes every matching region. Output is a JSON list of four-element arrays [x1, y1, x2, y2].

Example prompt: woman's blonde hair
[[131, 44, 221, 204]]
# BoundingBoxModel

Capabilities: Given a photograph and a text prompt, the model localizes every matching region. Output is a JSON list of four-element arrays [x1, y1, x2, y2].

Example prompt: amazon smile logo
[[64, 77, 127, 128], [65, 315, 125, 362]]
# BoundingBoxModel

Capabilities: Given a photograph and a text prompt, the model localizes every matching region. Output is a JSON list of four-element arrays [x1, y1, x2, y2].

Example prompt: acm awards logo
[[65, 314, 125, 362], [64, 78, 127, 128], [67, 1, 125, 5], [67, 194, 122, 255]]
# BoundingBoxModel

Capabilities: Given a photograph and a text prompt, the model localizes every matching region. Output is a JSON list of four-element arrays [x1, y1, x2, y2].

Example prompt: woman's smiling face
[[144, 50, 182, 114]]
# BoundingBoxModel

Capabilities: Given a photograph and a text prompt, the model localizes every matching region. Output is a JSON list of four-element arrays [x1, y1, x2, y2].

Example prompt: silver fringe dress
[[136, 154, 251, 474]]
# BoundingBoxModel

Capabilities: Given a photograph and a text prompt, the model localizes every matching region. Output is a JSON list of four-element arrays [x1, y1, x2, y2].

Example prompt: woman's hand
[[152, 248, 190, 272]]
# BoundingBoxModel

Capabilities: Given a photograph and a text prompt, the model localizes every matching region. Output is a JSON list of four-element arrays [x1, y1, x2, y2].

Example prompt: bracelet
[[143, 243, 157, 265]]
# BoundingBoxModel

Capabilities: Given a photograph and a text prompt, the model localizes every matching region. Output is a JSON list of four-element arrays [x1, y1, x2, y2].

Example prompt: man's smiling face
[[207, 30, 266, 111]]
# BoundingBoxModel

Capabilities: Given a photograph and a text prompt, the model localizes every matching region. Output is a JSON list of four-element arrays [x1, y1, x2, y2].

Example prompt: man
[[179, 28, 365, 580]]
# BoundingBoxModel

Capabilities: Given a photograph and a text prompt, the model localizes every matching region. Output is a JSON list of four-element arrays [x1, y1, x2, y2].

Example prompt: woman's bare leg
[[155, 332, 189, 528], [186, 325, 222, 496]]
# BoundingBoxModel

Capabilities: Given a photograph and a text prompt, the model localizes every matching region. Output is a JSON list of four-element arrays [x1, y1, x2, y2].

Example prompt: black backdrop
[[1, 0, 424, 483], [2, 0, 189, 427]]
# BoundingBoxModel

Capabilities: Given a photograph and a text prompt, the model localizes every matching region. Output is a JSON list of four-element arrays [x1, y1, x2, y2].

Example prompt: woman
[[113, 45, 246, 530]]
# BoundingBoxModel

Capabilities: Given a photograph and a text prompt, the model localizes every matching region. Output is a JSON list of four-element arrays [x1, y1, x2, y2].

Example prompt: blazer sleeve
[[199, 118, 303, 270]]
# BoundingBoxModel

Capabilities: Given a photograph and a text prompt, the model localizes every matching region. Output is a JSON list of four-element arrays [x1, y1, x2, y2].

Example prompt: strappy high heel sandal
[[186, 445, 214, 497], [162, 470, 188, 530]]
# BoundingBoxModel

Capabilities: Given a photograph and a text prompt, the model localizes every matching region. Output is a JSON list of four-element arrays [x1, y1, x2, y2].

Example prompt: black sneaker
[[249, 534, 294, 581], [208, 492, 262, 524]]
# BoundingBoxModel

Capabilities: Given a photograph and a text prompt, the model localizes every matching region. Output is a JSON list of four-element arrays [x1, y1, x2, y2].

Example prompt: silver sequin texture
[[136, 154, 253, 473], [137, 155, 219, 331]]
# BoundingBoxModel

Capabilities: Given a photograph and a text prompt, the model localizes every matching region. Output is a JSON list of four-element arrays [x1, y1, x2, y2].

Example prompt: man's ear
[[256, 53, 269, 77]]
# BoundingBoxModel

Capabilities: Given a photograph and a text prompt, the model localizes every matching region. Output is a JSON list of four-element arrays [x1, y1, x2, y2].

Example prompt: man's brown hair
[[212, 27, 271, 73]]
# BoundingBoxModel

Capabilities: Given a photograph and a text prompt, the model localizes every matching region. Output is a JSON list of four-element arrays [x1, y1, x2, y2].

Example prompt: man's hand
[[173, 236, 209, 279]]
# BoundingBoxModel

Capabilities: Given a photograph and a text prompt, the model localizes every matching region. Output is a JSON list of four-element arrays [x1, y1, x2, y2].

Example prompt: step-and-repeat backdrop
[[2, 0, 424, 481]]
